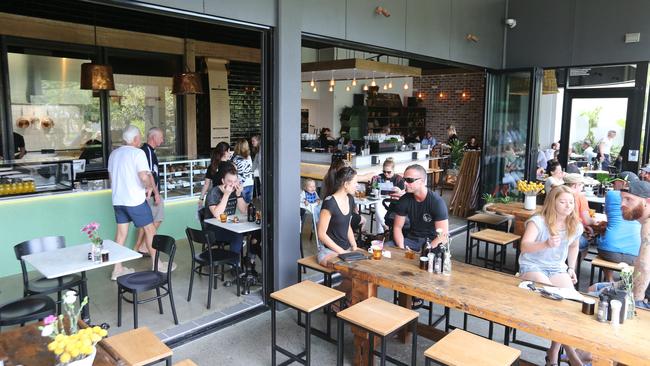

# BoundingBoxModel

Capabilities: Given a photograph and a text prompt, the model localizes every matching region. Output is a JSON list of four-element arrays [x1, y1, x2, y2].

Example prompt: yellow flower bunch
[[47, 326, 107, 364], [517, 180, 545, 196]]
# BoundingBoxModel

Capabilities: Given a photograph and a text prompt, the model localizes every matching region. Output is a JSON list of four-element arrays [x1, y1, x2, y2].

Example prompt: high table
[[329, 247, 650, 366], [21, 240, 142, 322]]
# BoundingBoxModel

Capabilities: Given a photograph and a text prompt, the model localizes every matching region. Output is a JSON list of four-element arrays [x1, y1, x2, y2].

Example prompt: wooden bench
[[468, 229, 521, 273], [336, 296, 419, 366], [102, 326, 172, 366], [271, 280, 345, 365], [465, 213, 510, 264], [589, 256, 634, 284], [424, 329, 521, 366]]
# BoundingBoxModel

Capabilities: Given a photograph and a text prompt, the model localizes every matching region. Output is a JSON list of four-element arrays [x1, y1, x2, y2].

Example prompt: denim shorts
[[113, 201, 153, 228], [317, 245, 338, 265], [519, 265, 567, 279]]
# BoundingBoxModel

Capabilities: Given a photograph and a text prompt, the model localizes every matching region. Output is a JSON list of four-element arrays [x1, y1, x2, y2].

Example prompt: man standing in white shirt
[[107, 126, 159, 280], [598, 130, 616, 170]]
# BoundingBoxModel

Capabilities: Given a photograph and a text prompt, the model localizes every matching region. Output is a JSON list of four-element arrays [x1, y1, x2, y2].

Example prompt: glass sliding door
[[482, 69, 541, 198]]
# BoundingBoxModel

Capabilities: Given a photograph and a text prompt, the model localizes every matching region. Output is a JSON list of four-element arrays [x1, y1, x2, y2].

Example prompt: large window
[[109, 75, 177, 156], [7, 52, 101, 162]]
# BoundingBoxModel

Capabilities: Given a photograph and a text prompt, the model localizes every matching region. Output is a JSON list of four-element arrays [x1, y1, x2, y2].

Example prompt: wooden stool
[[465, 214, 510, 264], [297, 256, 339, 329], [173, 360, 197, 366], [589, 256, 634, 284], [271, 280, 345, 366], [336, 297, 419, 366], [424, 329, 521, 366], [102, 326, 172, 366], [468, 229, 521, 273]]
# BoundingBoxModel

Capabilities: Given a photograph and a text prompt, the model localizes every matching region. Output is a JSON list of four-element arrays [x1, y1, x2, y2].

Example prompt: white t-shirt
[[108, 145, 150, 206], [583, 146, 596, 161], [599, 137, 613, 155]]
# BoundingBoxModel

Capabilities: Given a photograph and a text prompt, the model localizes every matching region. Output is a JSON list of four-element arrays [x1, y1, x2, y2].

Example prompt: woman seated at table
[[203, 162, 249, 256], [370, 158, 405, 234], [322, 159, 366, 232], [519, 185, 587, 366], [317, 167, 359, 300], [544, 159, 565, 194]]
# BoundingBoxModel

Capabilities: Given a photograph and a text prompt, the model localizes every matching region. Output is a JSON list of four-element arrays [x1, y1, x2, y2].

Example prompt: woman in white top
[[232, 139, 254, 203], [544, 159, 564, 194]]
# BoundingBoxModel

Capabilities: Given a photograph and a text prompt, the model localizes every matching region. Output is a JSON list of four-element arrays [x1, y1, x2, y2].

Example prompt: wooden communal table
[[486, 202, 541, 236], [329, 247, 650, 366], [0, 323, 118, 366]]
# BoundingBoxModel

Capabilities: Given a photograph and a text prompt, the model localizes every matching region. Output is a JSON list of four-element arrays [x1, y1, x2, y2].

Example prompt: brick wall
[[418, 72, 485, 145]]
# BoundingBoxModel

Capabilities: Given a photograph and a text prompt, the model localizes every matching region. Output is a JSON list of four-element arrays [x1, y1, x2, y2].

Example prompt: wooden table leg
[[397, 292, 413, 343], [350, 278, 378, 366], [591, 355, 614, 366]]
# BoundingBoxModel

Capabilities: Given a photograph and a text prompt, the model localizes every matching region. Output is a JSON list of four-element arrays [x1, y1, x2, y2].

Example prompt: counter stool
[[336, 297, 419, 366], [424, 329, 521, 366], [0, 295, 56, 330], [465, 214, 510, 264], [271, 280, 345, 366], [589, 256, 633, 284], [296, 256, 338, 329], [102, 326, 172, 366], [468, 229, 521, 273]]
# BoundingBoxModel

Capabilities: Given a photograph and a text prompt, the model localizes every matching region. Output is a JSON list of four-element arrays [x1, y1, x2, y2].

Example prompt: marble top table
[[205, 216, 261, 234]]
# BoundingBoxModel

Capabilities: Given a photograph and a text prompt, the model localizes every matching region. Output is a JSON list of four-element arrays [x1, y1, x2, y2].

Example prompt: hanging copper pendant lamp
[[80, 63, 115, 90], [172, 70, 203, 95]]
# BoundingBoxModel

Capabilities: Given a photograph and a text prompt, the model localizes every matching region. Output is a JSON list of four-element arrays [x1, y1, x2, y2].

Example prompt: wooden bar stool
[[296, 256, 339, 329], [271, 280, 345, 366], [468, 229, 521, 273], [336, 297, 419, 366], [465, 214, 510, 264], [102, 326, 172, 366], [589, 256, 633, 284], [173, 360, 197, 366], [424, 329, 521, 366]]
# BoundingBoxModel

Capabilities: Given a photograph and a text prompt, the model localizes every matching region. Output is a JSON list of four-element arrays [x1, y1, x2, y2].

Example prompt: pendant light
[[310, 71, 315, 87], [80, 22, 114, 91], [382, 75, 388, 90], [328, 85, 334, 92], [352, 68, 357, 86], [403, 82, 409, 90], [387, 73, 393, 89], [363, 84, 369, 91], [312, 85, 318, 93], [370, 71, 376, 87], [172, 38, 204, 95], [329, 70, 335, 87]]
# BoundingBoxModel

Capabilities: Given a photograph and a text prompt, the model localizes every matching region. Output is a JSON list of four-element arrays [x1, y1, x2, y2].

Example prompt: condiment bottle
[[434, 253, 442, 274], [427, 252, 434, 273], [597, 294, 609, 322], [610, 300, 622, 326]]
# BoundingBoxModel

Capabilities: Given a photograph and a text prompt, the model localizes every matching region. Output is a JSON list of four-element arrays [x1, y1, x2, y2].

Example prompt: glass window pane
[[108, 75, 177, 156], [568, 64, 636, 89], [483, 71, 531, 197], [7, 53, 101, 163]]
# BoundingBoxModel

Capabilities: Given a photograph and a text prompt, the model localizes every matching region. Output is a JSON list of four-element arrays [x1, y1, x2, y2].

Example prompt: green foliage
[[450, 139, 465, 168], [498, 195, 513, 204], [595, 173, 610, 185], [482, 193, 495, 204], [579, 106, 602, 145]]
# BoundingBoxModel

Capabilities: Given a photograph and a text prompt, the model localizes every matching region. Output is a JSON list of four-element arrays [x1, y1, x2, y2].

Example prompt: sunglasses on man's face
[[383, 170, 393, 174], [404, 177, 421, 183]]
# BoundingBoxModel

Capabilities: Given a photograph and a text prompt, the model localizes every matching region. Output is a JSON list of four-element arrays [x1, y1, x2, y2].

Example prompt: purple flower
[[43, 315, 57, 325]]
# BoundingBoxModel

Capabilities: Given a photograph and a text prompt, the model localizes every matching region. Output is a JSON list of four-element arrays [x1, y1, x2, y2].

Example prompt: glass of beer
[[256, 210, 261, 221], [371, 246, 382, 260], [219, 213, 227, 223]]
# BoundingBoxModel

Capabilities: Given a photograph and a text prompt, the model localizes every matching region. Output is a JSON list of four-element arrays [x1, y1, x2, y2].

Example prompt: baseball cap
[[627, 179, 650, 199], [612, 171, 639, 183], [563, 173, 584, 184], [641, 164, 650, 173]]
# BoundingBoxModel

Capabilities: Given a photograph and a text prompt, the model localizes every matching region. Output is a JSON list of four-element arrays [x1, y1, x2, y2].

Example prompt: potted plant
[[481, 193, 495, 212], [40, 291, 107, 365], [517, 180, 544, 210], [595, 173, 610, 197]]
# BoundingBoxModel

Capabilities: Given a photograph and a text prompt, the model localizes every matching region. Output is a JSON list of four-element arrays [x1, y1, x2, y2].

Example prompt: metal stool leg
[[305, 312, 311, 366], [271, 300, 277, 365], [380, 335, 387, 366], [368, 333, 374, 366], [337, 317, 344, 366], [411, 319, 418, 365]]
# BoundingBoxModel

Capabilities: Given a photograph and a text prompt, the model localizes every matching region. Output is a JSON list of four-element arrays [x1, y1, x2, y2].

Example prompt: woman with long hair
[[321, 159, 366, 232], [250, 135, 262, 198], [519, 185, 585, 366], [232, 139, 254, 203], [544, 159, 564, 194], [317, 166, 359, 265], [199, 141, 231, 207]]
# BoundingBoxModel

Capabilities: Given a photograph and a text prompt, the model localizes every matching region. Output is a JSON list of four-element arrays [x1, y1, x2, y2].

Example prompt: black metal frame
[[336, 317, 418, 366], [271, 297, 344, 366]]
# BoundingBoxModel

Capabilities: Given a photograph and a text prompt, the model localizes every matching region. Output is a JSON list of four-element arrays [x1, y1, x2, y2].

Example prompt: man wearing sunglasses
[[370, 158, 405, 234], [390, 164, 449, 251]]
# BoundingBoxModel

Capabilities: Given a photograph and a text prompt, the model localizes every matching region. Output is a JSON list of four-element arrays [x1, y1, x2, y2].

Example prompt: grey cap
[[628, 179, 650, 199], [616, 171, 639, 182], [642, 165, 650, 173]]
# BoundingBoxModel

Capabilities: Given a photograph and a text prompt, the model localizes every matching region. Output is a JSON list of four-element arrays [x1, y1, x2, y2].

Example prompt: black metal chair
[[14, 236, 84, 313], [185, 228, 241, 309], [0, 295, 56, 330], [117, 235, 179, 329]]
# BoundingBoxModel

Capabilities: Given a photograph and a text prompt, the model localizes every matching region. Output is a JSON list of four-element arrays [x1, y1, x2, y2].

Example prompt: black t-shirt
[[141, 143, 160, 189], [204, 186, 237, 219], [321, 194, 355, 250], [394, 191, 448, 240]]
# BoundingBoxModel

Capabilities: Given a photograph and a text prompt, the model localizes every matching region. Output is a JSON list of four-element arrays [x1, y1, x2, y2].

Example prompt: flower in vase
[[63, 290, 77, 305]]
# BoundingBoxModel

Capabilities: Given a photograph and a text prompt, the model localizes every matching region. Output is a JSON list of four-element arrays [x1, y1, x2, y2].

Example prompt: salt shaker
[[427, 252, 434, 273], [597, 295, 609, 322]]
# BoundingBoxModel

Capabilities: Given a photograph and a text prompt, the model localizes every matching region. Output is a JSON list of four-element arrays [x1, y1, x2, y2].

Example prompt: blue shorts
[[519, 265, 567, 279], [113, 201, 154, 228]]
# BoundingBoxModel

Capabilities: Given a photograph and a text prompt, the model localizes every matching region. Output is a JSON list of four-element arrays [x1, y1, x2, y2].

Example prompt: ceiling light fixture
[[370, 71, 376, 87], [328, 85, 334, 92], [80, 21, 114, 91], [310, 71, 315, 87], [352, 68, 357, 86], [387, 73, 393, 89], [329, 70, 335, 86], [363, 84, 369, 91], [403, 82, 409, 90], [312, 86, 317, 93]]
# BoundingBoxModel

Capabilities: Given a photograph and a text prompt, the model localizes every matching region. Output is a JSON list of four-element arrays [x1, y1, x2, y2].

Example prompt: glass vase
[[625, 292, 635, 320]]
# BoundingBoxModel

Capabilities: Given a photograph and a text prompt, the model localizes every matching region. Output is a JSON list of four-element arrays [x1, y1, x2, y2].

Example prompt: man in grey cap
[[620, 178, 650, 309], [639, 164, 650, 182]]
